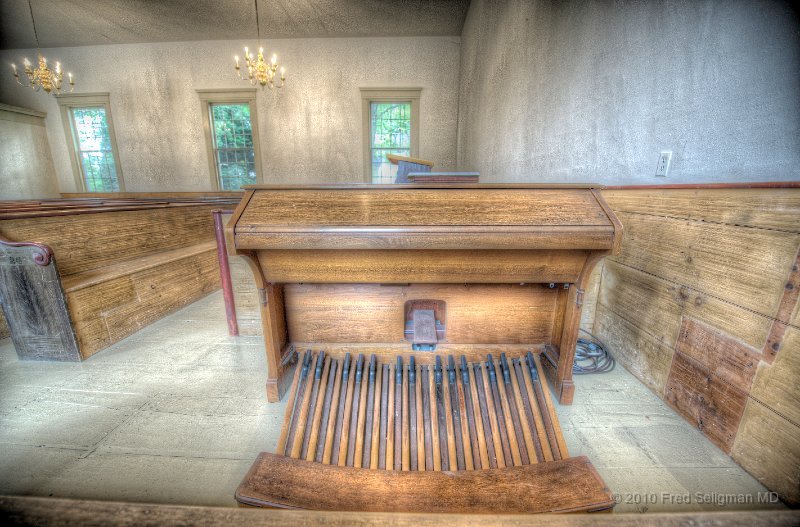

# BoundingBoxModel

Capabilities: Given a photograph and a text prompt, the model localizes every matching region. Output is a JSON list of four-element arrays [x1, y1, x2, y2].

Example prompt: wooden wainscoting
[[588, 187, 800, 505]]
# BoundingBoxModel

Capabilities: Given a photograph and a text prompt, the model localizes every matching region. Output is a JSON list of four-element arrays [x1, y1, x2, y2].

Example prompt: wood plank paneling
[[66, 249, 220, 358], [599, 261, 773, 349], [664, 351, 748, 453], [674, 318, 759, 393], [593, 305, 674, 395], [590, 188, 800, 504], [602, 188, 800, 233], [66, 276, 138, 356], [613, 211, 799, 318], [285, 284, 558, 345], [763, 249, 800, 363], [597, 261, 683, 349], [732, 399, 800, 506], [750, 327, 800, 427]]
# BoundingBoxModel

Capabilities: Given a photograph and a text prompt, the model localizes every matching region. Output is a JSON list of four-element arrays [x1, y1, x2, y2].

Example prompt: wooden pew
[[0, 196, 240, 360]]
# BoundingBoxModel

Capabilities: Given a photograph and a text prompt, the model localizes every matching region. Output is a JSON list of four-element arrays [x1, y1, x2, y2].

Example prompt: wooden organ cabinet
[[229, 184, 622, 513]]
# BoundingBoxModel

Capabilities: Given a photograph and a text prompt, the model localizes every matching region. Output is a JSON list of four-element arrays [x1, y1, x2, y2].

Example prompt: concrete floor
[[0, 292, 785, 512]]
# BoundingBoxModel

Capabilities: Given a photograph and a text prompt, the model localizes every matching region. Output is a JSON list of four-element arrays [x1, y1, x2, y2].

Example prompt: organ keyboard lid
[[229, 184, 622, 252]]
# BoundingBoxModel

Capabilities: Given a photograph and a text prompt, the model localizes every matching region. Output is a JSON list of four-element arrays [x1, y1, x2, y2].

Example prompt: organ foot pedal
[[236, 350, 615, 513]]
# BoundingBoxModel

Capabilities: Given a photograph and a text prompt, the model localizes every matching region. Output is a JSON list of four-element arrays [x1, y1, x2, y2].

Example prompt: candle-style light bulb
[[56, 62, 61, 73], [11, 63, 17, 73], [23, 58, 30, 66], [68, 72, 73, 83], [271, 54, 277, 65], [259, 47, 263, 54], [280, 66, 285, 80]]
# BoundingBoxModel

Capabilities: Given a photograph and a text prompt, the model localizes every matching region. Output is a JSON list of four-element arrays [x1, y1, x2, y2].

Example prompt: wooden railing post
[[213, 209, 238, 336]]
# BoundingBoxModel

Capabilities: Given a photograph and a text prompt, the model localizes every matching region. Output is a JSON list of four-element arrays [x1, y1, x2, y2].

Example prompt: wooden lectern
[[385, 153, 434, 183]]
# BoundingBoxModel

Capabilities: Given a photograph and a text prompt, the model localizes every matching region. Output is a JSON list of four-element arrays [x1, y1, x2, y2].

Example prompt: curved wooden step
[[236, 452, 614, 513]]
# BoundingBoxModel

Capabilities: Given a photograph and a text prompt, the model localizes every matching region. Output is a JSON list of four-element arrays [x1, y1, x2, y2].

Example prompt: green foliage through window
[[211, 103, 256, 191], [370, 102, 411, 184], [71, 107, 120, 192]]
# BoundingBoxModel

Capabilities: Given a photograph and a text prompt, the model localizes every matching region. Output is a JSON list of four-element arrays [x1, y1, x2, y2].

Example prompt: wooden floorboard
[[3, 496, 798, 527]]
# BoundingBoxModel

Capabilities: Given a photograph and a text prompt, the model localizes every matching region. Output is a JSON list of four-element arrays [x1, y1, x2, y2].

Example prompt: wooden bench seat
[[61, 241, 216, 292], [0, 196, 238, 360]]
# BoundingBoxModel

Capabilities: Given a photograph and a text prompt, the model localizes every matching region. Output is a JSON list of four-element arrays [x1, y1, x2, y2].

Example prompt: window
[[198, 89, 262, 191], [361, 88, 420, 183], [57, 93, 124, 192]]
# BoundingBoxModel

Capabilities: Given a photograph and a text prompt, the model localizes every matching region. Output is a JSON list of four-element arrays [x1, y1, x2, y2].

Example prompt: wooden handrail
[[0, 199, 240, 220]]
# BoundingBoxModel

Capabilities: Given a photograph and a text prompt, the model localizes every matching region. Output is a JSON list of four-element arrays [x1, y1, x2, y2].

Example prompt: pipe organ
[[229, 184, 622, 513]]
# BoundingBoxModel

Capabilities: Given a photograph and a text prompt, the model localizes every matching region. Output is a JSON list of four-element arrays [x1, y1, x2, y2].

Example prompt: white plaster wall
[[0, 36, 460, 191], [456, 0, 800, 184], [0, 111, 59, 199]]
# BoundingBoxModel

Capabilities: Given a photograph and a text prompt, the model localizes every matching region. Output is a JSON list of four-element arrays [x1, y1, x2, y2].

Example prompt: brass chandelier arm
[[233, 0, 286, 89], [10, 0, 75, 95]]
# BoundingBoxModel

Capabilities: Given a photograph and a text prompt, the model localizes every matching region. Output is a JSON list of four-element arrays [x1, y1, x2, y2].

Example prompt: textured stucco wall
[[0, 36, 460, 192], [0, 109, 59, 199], [457, 0, 800, 184]]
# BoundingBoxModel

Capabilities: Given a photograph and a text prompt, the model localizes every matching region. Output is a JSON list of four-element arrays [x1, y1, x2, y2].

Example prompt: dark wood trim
[[0, 201, 240, 220], [604, 181, 800, 190], [2, 496, 797, 526], [242, 183, 606, 190]]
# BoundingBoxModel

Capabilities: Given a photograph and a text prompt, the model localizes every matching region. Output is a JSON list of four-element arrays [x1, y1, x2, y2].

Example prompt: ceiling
[[0, 0, 471, 50]]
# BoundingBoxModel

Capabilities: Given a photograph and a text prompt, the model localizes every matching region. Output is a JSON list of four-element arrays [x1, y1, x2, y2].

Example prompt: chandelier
[[234, 0, 285, 89], [11, 0, 74, 95]]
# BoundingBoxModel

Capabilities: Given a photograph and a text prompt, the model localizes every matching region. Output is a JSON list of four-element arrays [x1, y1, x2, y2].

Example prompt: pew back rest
[[0, 203, 221, 277]]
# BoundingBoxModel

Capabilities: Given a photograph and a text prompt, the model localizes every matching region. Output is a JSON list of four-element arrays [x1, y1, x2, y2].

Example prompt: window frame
[[57, 92, 125, 192], [198, 89, 263, 191], [360, 88, 421, 183]]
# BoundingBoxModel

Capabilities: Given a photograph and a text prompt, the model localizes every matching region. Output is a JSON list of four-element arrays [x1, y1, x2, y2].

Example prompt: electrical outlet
[[655, 151, 672, 177]]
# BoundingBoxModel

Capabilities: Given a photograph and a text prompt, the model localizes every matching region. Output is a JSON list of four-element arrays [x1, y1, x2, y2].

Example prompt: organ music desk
[[229, 184, 622, 513]]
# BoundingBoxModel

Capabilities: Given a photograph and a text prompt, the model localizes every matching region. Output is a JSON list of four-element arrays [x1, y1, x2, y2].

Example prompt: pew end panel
[[0, 238, 80, 361]]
